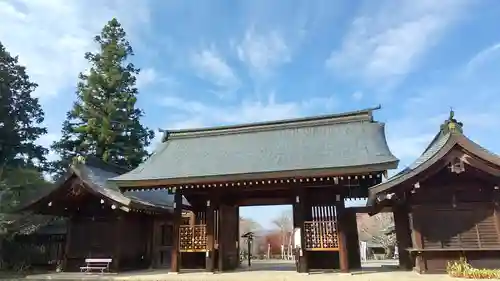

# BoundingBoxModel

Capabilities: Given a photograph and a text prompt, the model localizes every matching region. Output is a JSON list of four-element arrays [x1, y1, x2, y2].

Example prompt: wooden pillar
[[235, 206, 240, 267], [295, 188, 308, 273], [411, 213, 425, 273], [149, 218, 159, 268], [62, 215, 73, 271], [345, 211, 361, 270], [206, 198, 215, 272], [336, 198, 349, 273], [171, 191, 182, 273], [218, 204, 225, 272], [394, 204, 413, 270], [113, 215, 123, 272]]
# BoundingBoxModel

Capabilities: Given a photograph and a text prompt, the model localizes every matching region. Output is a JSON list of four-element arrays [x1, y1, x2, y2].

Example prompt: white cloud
[[35, 132, 61, 162], [136, 67, 157, 89], [235, 28, 291, 78], [465, 42, 500, 74], [0, 0, 151, 99], [325, 0, 469, 88], [190, 47, 240, 94], [383, 36, 500, 166], [352, 91, 363, 101]]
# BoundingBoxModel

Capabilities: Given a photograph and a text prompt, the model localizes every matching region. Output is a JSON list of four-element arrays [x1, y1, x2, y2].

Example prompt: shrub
[[446, 257, 500, 279]]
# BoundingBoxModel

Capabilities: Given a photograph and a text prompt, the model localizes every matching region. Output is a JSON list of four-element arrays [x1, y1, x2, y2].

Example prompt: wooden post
[[336, 197, 349, 273], [62, 215, 73, 271], [394, 204, 413, 270], [171, 191, 182, 273], [412, 216, 425, 273], [218, 204, 225, 272], [113, 215, 123, 272], [296, 188, 308, 273], [206, 198, 215, 272], [345, 210, 361, 269], [235, 206, 240, 266], [149, 218, 158, 268]]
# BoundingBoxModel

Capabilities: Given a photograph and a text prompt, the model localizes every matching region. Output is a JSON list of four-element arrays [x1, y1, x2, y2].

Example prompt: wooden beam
[[117, 168, 388, 189]]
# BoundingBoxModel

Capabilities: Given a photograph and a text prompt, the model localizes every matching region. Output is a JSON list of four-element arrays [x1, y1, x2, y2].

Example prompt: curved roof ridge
[[161, 105, 381, 141]]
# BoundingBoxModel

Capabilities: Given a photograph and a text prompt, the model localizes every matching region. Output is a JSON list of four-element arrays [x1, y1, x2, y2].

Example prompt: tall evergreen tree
[[51, 18, 154, 176], [0, 41, 48, 174]]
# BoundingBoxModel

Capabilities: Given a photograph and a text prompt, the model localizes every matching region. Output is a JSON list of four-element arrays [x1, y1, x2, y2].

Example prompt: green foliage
[[447, 257, 500, 279], [0, 168, 53, 235], [50, 18, 154, 177], [0, 41, 48, 171]]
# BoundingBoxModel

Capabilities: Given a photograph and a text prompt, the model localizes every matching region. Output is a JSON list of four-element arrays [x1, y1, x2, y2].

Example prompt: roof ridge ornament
[[440, 107, 463, 135], [72, 155, 86, 165]]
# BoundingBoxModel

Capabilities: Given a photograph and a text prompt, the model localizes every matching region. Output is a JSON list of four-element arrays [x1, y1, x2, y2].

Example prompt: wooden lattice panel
[[179, 225, 207, 252], [304, 221, 338, 250]]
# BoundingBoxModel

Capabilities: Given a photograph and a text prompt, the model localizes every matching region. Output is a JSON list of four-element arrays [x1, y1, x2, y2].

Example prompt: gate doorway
[[239, 205, 296, 272]]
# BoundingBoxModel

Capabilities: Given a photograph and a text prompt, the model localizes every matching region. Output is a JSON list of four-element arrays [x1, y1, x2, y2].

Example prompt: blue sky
[[2, 0, 500, 229]]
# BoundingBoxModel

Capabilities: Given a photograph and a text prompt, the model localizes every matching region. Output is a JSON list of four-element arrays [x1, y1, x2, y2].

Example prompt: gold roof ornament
[[72, 155, 86, 165], [441, 108, 463, 134]]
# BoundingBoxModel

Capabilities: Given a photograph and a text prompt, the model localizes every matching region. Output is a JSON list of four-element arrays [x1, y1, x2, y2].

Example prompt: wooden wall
[[64, 213, 154, 272], [405, 168, 500, 274]]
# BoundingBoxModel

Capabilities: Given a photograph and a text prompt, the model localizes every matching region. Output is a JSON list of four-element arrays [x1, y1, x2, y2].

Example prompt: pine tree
[[0, 41, 48, 174], [51, 18, 154, 176]]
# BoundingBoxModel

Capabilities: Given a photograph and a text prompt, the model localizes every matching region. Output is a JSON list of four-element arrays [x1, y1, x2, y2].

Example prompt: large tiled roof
[[110, 107, 398, 186]]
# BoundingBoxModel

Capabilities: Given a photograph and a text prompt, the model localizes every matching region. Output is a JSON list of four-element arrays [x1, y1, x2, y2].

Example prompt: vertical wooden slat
[[171, 191, 182, 273], [494, 206, 500, 245], [218, 204, 225, 272]]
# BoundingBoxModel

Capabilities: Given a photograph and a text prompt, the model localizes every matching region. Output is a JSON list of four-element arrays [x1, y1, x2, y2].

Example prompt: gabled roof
[[367, 112, 500, 205], [20, 157, 190, 214], [110, 106, 398, 187]]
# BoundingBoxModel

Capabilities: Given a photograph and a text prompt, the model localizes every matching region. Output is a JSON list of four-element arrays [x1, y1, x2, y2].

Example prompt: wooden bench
[[79, 258, 112, 273]]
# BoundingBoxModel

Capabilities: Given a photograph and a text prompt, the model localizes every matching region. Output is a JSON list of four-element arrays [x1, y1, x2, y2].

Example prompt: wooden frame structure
[[368, 112, 500, 274], [19, 157, 191, 272], [110, 106, 399, 273]]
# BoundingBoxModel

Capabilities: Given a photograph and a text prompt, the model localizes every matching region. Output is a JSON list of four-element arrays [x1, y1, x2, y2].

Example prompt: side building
[[19, 157, 191, 272], [368, 111, 500, 274]]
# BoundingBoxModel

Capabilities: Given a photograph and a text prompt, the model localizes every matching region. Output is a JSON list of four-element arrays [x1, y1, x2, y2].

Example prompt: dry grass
[[447, 258, 500, 279]]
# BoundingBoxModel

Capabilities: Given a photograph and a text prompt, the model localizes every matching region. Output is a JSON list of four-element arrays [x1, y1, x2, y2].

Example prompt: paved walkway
[[23, 260, 469, 281]]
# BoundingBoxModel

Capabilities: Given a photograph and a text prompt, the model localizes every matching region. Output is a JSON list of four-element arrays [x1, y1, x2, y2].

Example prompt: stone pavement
[[23, 260, 470, 281]]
